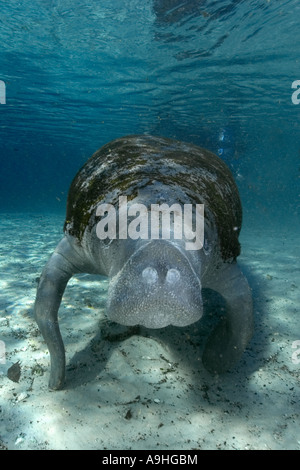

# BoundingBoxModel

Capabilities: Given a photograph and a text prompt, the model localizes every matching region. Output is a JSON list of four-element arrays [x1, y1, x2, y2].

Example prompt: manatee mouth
[[106, 241, 203, 329], [107, 286, 203, 329]]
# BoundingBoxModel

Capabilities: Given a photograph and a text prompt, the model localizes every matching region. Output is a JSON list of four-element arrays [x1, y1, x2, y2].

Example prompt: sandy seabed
[[0, 212, 299, 450]]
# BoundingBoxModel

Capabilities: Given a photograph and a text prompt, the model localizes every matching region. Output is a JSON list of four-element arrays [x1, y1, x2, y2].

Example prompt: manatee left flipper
[[202, 263, 253, 374], [34, 237, 84, 390]]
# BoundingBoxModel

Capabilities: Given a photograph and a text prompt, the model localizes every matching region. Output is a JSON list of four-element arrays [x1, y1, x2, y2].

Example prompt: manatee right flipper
[[202, 263, 253, 373], [34, 237, 84, 390]]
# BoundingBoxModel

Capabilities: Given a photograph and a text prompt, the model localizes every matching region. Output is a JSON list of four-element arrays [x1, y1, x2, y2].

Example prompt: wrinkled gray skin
[[34, 135, 253, 390]]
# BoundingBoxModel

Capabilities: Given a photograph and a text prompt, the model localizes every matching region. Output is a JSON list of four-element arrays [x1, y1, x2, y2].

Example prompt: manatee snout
[[106, 241, 203, 329], [34, 135, 254, 389]]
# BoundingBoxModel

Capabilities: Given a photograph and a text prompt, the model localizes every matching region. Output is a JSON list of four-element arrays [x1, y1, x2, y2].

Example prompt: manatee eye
[[142, 267, 158, 284], [166, 268, 180, 284]]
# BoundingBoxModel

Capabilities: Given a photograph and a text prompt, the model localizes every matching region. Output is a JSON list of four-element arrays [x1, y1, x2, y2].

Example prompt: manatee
[[34, 135, 253, 390]]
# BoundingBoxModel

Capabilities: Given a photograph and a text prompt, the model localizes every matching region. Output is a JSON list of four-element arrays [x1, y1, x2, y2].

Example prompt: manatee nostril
[[142, 267, 158, 284], [166, 268, 180, 284]]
